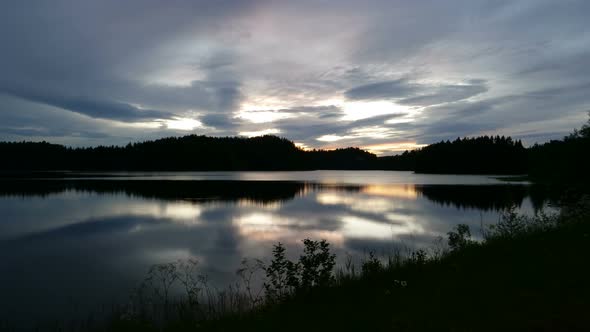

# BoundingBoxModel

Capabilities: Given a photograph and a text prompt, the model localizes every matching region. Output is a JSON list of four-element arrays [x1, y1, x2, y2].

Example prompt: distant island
[[1, 116, 588, 181]]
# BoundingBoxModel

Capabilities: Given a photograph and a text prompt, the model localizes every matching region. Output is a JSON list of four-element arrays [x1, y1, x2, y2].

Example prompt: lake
[[0, 171, 555, 327]]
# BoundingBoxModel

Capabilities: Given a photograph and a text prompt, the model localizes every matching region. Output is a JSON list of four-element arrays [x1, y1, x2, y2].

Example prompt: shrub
[[409, 249, 427, 265], [263, 242, 300, 301], [361, 251, 383, 276], [447, 224, 473, 251], [490, 207, 526, 238], [264, 239, 336, 301], [299, 239, 336, 289]]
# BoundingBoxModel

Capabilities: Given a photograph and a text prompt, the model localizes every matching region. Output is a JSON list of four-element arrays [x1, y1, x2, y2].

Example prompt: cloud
[[345, 79, 419, 101], [200, 113, 238, 129], [345, 79, 488, 106], [0, 0, 589, 148], [0, 126, 109, 139], [0, 94, 218, 146], [399, 81, 488, 106], [3, 88, 171, 121], [0, 0, 250, 126]]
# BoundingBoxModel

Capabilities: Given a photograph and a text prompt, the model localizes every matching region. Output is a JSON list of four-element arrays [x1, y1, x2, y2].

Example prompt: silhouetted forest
[[383, 115, 590, 180], [1, 116, 589, 179], [527, 117, 590, 182], [0, 135, 377, 171], [381, 136, 527, 174]]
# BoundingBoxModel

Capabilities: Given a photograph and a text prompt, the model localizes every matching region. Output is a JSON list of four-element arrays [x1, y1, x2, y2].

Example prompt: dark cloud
[[3, 88, 171, 121], [345, 79, 419, 100], [200, 113, 239, 129], [399, 82, 488, 106], [209, 80, 243, 113], [0, 126, 109, 139], [345, 79, 488, 106], [283, 105, 343, 116]]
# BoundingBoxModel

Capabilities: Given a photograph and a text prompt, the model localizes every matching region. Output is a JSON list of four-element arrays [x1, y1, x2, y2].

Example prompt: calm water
[[0, 171, 552, 326]]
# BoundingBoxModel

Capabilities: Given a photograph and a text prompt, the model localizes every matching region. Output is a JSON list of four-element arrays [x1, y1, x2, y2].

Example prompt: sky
[[1, 0, 589, 155]]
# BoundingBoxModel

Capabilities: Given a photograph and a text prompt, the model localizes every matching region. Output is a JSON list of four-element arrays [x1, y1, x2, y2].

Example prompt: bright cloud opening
[[363, 142, 427, 155], [236, 110, 294, 124], [316, 134, 353, 142], [165, 118, 202, 131], [239, 128, 281, 137]]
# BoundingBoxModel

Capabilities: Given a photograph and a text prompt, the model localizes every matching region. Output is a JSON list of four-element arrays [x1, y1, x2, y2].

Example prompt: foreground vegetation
[[59, 195, 588, 332]]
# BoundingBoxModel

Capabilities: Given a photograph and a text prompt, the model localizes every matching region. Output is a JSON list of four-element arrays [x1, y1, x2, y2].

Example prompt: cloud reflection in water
[[0, 176, 552, 325]]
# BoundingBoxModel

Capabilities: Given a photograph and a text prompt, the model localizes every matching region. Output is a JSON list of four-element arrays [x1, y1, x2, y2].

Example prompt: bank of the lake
[[94, 197, 590, 332]]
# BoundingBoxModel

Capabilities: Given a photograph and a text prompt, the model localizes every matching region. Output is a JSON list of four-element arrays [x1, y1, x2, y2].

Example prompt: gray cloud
[[3, 88, 171, 121], [0, 0, 251, 125], [0, 0, 589, 150], [345, 79, 488, 106], [271, 112, 409, 149], [0, 126, 109, 139], [200, 113, 239, 129], [345, 79, 419, 100], [399, 82, 488, 106]]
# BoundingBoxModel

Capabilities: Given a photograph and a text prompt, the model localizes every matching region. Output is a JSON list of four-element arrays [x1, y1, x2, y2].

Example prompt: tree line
[[0, 135, 377, 171], [381, 135, 528, 174], [382, 115, 590, 181], [1, 115, 588, 180]]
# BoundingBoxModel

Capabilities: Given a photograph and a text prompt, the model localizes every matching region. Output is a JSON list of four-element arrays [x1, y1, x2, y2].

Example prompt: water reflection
[[361, 184, 418, 199], [0, 174, 556, 326]]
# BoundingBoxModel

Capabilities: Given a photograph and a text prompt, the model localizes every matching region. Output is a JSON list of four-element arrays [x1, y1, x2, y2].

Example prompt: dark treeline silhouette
[[527, 116, 590, 182], [384, 115, 590, 179], [0, 135, 377, 171], [1, 115, 589, 178], [0, 135, 529, 173], [381, 136, 528, 174]]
